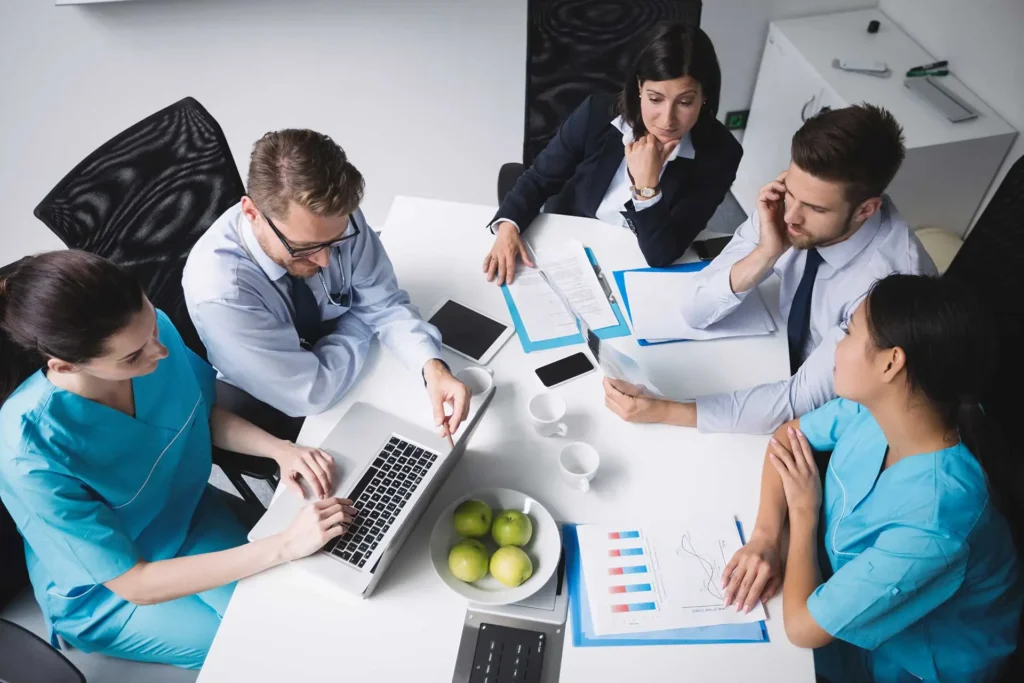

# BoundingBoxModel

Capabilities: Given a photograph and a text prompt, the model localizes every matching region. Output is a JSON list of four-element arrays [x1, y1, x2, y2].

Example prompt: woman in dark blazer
[[484, 22, 742, 282]]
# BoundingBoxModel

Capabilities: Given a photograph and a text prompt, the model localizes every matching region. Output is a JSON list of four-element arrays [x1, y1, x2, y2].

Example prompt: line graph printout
[[577, 521, 767, 636]]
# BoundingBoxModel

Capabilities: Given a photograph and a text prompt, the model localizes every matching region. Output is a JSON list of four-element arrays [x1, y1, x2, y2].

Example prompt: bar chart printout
[[577, 521, 767, 636]]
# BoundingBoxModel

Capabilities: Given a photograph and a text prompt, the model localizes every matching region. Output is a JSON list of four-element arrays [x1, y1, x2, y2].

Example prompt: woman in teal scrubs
[[0, 251, 358, 669], [722, 274, 1022, 681]]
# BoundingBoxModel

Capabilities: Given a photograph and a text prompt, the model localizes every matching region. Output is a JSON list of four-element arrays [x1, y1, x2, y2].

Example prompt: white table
[[198, 198, 814, 682]]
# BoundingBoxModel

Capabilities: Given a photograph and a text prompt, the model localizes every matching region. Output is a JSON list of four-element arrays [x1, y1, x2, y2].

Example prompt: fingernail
[[770, 437, 778, 444], [736, 604, 743, 613], [744, 605, 751, 614], [788, 426, 795, 434]]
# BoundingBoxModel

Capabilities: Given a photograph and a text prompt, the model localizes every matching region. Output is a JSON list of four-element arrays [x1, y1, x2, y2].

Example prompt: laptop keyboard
[[470, 623, 546, 683], [324, 436, 438, 569]]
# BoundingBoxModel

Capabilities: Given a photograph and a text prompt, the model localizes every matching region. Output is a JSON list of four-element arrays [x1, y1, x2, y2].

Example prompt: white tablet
[[426, 299, 514, 365]]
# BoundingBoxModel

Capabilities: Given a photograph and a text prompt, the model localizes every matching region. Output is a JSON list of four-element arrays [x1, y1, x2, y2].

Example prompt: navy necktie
[[787, 248, 823, 374], [288, 275, 324, 351]]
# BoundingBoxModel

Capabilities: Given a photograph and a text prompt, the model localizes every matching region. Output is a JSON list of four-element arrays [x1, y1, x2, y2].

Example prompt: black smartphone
[[693, 236, 732, 261], [535, 352, 596, 388]]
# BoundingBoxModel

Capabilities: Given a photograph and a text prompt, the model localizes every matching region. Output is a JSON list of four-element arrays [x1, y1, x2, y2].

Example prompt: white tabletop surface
[[197, 197, 815, 682]]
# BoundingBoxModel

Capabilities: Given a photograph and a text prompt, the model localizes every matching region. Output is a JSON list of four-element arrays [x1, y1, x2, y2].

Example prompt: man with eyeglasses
[[183, 129, 470, 444]]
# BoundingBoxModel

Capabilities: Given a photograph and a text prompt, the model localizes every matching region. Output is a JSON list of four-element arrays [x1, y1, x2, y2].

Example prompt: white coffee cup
[[454, 366, 494, 396], [528, 392, 568, 437], [559, 442, 600, 493]]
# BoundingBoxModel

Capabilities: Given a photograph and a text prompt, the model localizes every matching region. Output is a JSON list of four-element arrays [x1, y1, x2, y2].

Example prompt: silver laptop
[[249, 386, 495, 597]]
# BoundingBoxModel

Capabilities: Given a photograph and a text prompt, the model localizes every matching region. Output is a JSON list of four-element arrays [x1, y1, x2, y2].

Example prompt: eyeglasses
[[259, 205, 361, 258]]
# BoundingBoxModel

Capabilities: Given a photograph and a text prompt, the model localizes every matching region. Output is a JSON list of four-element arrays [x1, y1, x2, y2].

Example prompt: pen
[[910, 60, 948, 71], [907, 68, 949, 78]]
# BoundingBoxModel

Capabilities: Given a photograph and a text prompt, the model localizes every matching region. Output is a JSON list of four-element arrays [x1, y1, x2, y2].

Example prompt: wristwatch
[[632, 185, 659, 200]]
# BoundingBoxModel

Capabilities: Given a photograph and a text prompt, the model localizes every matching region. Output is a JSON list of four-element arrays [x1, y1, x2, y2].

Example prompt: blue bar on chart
[[607, 547, 644, 558], [607, 530, 640, 540], [608, 565, 648, 576], [610, 602, 657, 614]]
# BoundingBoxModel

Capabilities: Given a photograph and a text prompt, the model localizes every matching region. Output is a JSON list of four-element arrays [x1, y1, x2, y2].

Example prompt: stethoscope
[[317, 250, 351, 308]]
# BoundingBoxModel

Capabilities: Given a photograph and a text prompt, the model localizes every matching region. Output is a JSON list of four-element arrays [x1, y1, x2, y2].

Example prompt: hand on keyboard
[[280, 497, 358, 561]]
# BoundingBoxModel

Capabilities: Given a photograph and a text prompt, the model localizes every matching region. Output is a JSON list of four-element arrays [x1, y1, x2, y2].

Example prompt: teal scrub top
[[800, 398, 1022, 682], [0, 310, 218, 651]]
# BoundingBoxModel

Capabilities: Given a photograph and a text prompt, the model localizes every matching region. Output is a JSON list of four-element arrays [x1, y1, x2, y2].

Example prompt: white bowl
[[429, 488, 561, 606]]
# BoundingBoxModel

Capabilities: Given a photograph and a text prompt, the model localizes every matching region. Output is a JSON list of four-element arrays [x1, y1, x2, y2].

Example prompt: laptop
[[249, 386, 495, 597]]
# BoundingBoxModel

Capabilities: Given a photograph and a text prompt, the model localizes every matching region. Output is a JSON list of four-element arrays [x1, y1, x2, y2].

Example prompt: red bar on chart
[[610, 602, 657, 613], [607, 530, 641, 540]]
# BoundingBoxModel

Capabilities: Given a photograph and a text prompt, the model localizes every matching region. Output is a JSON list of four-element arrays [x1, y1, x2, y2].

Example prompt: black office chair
[[32, 97, 278, 508], [497, 0, 702, 203], [0, 619, 85, 683], [944, 154, 1024, 681]]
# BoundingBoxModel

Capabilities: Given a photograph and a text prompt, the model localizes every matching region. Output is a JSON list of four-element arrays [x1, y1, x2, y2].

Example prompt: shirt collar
[[816, 196, 887, 270], [240, 212, 288, 281], [611, 115, 695, 161]]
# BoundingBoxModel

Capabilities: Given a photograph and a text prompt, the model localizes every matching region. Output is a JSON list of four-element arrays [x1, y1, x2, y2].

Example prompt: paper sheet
[[537, 243, 618, 331], [505, 267, 580, 342], [585, 329, 665, 398], [623, 270, 776, 342], [577, 520, 766, 636], [504, 240, 618, 343]]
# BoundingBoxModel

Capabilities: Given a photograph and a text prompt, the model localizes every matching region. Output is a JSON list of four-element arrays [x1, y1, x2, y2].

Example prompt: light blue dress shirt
[[800, 398, 1021, 682], [0, 311, 247, 664], [681, 197, 936, 434], [182, 203, 442, 418]]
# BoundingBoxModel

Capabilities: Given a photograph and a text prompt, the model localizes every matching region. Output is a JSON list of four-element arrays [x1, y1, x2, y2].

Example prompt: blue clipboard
[[612, 260, 710, 347], [563, 523, 769, 647], [501, 247, 631, 353]]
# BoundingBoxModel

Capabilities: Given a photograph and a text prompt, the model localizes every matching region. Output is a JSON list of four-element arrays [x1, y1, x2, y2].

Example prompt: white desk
[[197, 197, 814, 682]]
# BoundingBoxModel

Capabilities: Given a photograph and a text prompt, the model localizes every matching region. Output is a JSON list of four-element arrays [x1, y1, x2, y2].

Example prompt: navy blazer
[[493, 93, 743, 267]]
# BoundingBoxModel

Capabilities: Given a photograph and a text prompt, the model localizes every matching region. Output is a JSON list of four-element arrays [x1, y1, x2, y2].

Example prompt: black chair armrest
[[212, 448, 279, 480]]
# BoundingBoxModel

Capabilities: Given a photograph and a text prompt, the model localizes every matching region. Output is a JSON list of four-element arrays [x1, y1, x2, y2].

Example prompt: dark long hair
[[618, 22, 722, 140], [866, 274, 1024, 547], [0, 250, 144, 404]]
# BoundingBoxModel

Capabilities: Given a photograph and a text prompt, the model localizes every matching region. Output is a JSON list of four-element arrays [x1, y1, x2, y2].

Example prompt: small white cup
[[454, 366, 494, 396], [559, 442, 600, 493], [528, 392, 568, 437]]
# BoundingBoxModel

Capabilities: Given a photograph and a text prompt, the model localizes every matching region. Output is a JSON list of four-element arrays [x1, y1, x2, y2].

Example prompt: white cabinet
[[733, 8, 1017, 237]]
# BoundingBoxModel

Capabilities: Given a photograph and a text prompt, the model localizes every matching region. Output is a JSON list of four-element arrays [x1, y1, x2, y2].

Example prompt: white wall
[[701, 0, 878, 141], [0, 0, 891, 268], [879, 0, 1024, 226], [0, 0, 527, 264]]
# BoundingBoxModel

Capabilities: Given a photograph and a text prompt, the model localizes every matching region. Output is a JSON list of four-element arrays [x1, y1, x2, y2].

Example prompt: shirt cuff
[[694, 393, 736, 433], [489, 218, 520, 235], [710, 261, 748, 303], [630, 192, 663, 212], [408, 340, 443, 375]]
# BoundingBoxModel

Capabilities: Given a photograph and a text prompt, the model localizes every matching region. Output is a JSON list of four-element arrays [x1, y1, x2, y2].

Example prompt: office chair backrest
[[0, 503, 28, 609], [944, 155, 1024, 680], [523, 0, 702, 166], [944, 155, 1024, 444], [33, 97, 245, 358]]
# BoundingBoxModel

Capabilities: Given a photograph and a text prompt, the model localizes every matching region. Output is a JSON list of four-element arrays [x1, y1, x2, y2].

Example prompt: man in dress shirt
[[183, 129, 469, 440], [604, 104, 936, 434]]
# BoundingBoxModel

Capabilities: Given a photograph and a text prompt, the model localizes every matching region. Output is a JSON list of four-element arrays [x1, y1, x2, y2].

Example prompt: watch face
[[641, 187, 656, 198]]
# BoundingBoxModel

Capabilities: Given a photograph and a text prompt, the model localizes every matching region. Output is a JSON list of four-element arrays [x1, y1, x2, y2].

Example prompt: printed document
[[577, 520, 767, 636]]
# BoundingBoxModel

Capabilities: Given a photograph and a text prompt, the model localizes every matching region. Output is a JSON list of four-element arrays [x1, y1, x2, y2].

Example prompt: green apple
[[448, 539, 489, 583], [490, 546, 534, 587], [453, 499, 492, 538], [491, 510, 533, 547]]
